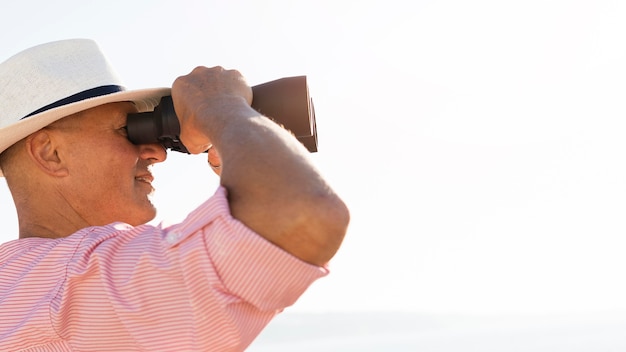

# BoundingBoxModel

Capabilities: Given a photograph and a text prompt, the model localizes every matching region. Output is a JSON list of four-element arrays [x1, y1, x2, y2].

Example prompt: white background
[[2, 0, 626, 323]]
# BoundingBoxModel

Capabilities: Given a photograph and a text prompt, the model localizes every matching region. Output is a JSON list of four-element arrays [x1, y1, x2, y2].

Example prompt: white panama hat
[[0, 38, 171, 176]]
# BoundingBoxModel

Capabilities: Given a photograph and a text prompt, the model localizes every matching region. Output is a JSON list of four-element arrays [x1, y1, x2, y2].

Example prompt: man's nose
[[139, 143, 167, 163]]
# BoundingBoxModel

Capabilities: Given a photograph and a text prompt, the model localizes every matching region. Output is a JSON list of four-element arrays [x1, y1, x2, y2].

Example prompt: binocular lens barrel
[[126, 76, 318, 153]]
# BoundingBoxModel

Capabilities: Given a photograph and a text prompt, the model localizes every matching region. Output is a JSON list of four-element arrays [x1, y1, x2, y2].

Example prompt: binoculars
[[126, 76, 318, 153]]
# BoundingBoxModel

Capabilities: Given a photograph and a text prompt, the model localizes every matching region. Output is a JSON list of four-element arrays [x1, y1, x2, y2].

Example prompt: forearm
[[172, 66, 349, 266], [211, 106, 349, 265]]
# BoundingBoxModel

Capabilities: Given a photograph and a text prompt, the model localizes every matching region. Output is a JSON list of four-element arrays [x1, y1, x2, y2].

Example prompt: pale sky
[[2, 0, 626, 317]]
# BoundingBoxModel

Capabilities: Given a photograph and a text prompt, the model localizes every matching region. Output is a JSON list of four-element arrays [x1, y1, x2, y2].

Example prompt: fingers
[[172, 66, 252, 106], [171, 66, 253, 155], [207, 145, 222, 176]]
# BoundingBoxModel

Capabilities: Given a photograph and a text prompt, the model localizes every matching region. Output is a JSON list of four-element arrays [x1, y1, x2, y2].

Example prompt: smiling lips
[[135, 173, 154, 185]]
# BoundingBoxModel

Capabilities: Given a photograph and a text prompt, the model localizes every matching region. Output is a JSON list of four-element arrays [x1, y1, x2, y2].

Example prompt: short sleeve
[[162, 186, 329, 311]]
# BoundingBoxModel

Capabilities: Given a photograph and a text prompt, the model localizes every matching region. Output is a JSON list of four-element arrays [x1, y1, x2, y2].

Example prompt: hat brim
[[0, 88, 170, 153], [0, 87, 171, 176]]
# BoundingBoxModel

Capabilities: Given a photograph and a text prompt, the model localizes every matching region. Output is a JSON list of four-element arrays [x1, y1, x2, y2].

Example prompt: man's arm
[[171, 66, 350, 266]]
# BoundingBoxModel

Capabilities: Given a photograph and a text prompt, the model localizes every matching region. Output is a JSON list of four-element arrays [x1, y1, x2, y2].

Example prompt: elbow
[[325, 197, 351, 254], [300, 194, 351, 266]]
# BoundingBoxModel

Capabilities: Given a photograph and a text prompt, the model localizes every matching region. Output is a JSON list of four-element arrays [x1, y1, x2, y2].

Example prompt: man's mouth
[[135, 174, 154, 185]]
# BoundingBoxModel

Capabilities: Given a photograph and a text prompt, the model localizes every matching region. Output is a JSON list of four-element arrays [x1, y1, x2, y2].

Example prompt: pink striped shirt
[[0, 187, 328, 351]]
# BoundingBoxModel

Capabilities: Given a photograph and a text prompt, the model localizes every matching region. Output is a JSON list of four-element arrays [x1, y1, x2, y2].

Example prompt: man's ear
[[25, 130, 69, 176]]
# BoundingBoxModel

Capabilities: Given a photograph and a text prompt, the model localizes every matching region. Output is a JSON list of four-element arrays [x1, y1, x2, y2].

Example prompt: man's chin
[[126, 203, 158, 227]]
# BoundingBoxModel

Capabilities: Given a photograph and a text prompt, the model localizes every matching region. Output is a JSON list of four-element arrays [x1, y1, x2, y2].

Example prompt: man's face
[[50, 102, 167, 227]]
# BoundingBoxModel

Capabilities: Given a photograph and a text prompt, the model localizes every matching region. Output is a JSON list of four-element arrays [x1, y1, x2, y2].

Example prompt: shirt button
[[166, 231, 181, 244]]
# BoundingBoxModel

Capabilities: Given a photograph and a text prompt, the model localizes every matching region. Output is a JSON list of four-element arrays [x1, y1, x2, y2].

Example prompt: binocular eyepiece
[[126, 76, 318, 153]]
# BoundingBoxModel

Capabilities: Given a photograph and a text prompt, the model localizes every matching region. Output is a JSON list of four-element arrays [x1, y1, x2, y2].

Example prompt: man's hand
[[207, 145, 222, 176], [171, 66, 252, 154]]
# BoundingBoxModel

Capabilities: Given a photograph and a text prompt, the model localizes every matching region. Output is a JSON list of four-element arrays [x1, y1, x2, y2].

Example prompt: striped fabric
[[0, 187, 328, 351]]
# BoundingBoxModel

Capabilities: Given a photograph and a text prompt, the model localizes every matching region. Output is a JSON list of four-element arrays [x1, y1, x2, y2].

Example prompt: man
[[0, 39, 349, 351]]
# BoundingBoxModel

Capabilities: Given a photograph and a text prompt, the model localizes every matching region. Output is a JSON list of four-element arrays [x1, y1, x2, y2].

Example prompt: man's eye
[[119, 126, 129, 136]]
